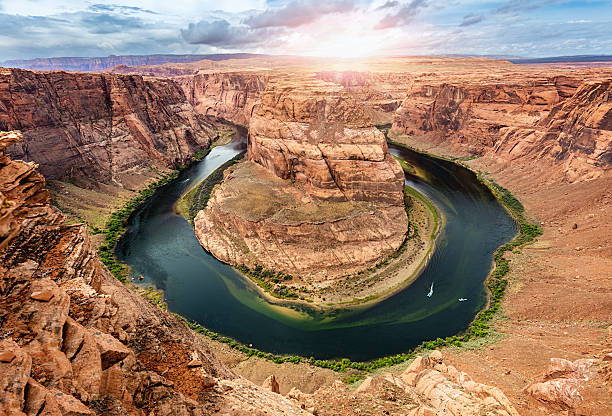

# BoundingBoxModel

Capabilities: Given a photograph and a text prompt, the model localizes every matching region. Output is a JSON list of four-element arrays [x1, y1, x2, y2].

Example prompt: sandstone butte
[[193, 76, 410, 294], [0, 56, 611, 415]]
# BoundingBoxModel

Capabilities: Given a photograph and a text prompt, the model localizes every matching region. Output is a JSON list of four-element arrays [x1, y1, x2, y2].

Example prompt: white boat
[[427, 282, 434, 297], [458, 298, 467, 302]]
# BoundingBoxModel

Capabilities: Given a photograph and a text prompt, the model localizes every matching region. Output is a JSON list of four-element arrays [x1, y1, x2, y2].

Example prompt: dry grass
[[219, 161, 369, 224]]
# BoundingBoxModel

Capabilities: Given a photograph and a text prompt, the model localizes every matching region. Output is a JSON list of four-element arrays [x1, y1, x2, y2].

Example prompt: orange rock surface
[[0, 131, 308, 415], [194, 77, 409, 281], [1, 55, 611, 415]]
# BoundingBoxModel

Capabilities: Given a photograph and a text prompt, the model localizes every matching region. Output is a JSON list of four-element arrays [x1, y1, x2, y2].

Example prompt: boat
[[138, 275, 144, 281], [427, 282, 434, 297], [458, 298, 467, 302]]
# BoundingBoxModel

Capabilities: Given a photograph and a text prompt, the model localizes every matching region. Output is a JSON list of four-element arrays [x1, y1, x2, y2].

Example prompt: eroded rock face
[[0, 131, 308, 415], [195, 79, 408, 280], [248, 81, 405, 204], [0, 68, 218, 187], [393, 76, 611, 181], [177, 72, 268, 126], [526, 357, 600, 410], [286, 351, 521, 416]]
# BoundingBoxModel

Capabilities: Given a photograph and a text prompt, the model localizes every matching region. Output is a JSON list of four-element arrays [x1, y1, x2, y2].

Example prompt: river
[[116, 136, 516, 361]]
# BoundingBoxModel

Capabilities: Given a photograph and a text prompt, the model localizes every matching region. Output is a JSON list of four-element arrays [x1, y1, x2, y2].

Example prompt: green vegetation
[[394, 155, 417, 175], [181, 152, 245, 224], [342, 373, 367, 384], [468, 174, 542, 337], [98, 170, 180, 282], [236, 265, 301, 299], [137, 286, 168, 310], [403, 185, 439, 241], [176, 313, 424, 372], [93, 124, 541, 377]]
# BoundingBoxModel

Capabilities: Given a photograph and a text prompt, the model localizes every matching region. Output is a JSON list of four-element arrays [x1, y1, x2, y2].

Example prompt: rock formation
[[392, 75, 611, 181], [194, 77, 408, 281], [176, 72, 268, 126], [286, 351, 521, 416], [0, 131, 307, 415], [0, 68, 219, 187], [525, 356, 611, 411]]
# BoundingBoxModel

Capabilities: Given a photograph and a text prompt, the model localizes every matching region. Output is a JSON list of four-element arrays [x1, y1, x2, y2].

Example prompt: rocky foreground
[[0, 57, 611, 415], [0, 131, 310, 415]]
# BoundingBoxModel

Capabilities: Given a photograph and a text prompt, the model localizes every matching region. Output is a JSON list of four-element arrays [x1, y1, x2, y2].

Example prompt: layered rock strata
[[0, 68, 218, 187], [195, 79, 408, 281], [393, 76, 612, 181], [286, 350, 521, 416], [177, 72, 268, 126], [0, 131, 307, 415]]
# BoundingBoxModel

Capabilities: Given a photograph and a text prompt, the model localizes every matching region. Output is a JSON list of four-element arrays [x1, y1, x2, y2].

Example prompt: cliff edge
[[0, 131, 307, 415], [193, 77, 410, 293]]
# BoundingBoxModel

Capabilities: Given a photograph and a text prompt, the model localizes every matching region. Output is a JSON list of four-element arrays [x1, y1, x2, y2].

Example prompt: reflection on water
[[116, 138, 516, 361]]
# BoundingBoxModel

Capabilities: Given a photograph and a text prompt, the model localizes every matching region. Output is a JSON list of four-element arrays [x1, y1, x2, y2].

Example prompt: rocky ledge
[[193, 77, 409, 290], [0, 131, 307, 415], [0, 68, 219, 188], [392, 75, 612, 182]]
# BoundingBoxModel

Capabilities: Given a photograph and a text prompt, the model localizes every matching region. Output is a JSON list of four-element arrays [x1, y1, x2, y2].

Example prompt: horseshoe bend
[[0, 36, 612, 416], [191, 78, 437, 306]]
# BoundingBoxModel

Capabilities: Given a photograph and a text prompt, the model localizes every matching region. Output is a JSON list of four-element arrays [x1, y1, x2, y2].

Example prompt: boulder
[[0, 340, 31, 415], [263, 375, 280, 394], [91, 331, 130, 370]]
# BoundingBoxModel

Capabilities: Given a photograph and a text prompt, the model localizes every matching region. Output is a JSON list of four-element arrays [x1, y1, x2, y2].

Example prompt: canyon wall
[[248, 79, 405, 204], [0, 131, 307, 415], [176, 72, 268, 126], [1, 53, 261, 72], [392, 76, 611, 181], [0, 68, 218, 188], [194, 78, 408, 281]]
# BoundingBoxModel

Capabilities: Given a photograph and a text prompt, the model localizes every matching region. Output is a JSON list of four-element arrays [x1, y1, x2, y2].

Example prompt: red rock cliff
[[392, 76, 611, 180], [0, 68, 218, 187], [194, 78, 409, 281], [177, 72, 268, 126], [248, 79, 405, 204], [0, 131, 307, 415]]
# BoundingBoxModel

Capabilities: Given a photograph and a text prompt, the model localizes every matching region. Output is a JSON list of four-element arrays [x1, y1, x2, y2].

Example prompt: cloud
[[375, 0, 428, 29], [181, 19, 282, 48], [459, 12, 483, 27], [494, 0, 564, 14], [375, 1, 398, 10], [0, 10, 181, 61], [88, 4, 158, 15], [243, 0, 355, 29], [80, 12, 145, 35], [181, 20, 249, 46]]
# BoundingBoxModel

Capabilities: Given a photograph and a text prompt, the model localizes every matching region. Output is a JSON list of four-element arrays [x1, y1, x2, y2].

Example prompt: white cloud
[[0, 0, 611, 61]]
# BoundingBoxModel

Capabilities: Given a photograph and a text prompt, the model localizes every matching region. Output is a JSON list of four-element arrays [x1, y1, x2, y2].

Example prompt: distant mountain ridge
[[510, 55, 612, 64], [0, 53, 266, 72]]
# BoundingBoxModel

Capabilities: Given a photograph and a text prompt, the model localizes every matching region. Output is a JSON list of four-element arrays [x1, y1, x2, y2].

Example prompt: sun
[[310, 31, 382, 59]]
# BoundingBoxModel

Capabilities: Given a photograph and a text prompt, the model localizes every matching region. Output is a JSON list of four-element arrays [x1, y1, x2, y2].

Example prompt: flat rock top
[[215, 161, 374, 224]]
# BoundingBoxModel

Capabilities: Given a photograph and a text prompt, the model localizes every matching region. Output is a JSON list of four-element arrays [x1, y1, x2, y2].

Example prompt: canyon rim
[[1, 1, 611, 415]]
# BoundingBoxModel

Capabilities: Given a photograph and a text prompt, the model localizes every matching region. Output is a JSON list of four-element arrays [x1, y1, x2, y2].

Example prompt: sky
[[0, 0, 611, 61]]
